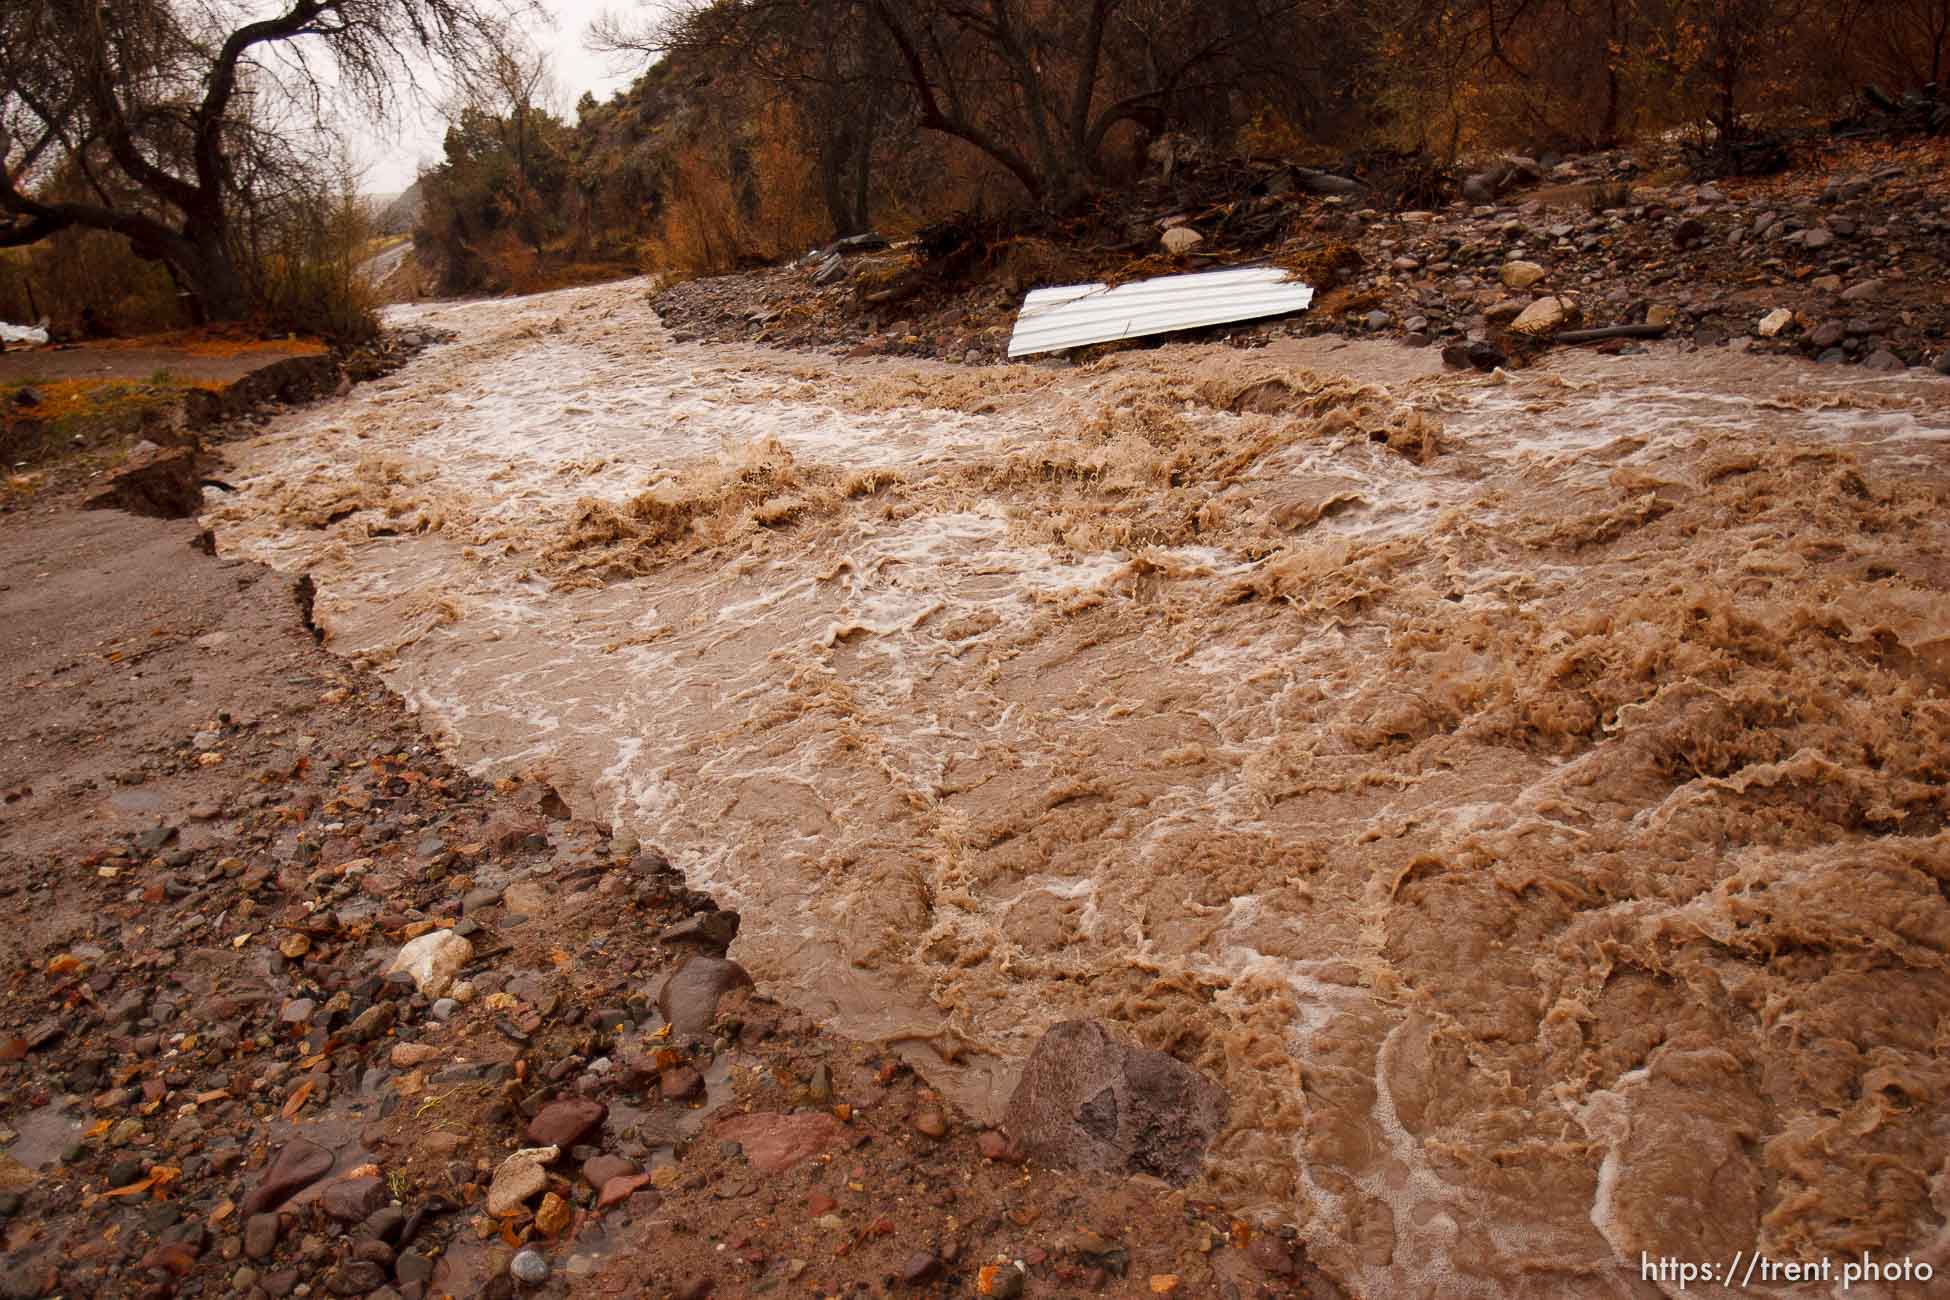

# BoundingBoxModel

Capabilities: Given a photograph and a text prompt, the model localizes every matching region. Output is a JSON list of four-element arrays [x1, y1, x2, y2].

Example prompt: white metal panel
[[1007, 265, 1314, 358]]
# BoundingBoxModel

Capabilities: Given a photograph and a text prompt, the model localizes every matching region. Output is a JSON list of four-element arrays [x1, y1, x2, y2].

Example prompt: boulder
[[1001, 1019, 1228, 1186], [658, 954, 754, 1036]]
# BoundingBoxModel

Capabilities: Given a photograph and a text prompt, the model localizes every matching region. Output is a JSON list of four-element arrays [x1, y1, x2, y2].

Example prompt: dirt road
[[195, 277, 1950, 1298]]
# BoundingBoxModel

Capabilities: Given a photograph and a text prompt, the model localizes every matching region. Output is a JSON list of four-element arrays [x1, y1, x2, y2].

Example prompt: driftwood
[[1555, 323, 1670, 345]]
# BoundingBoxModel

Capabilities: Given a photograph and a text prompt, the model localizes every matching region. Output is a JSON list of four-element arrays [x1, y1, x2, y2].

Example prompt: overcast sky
[[352, 0, 659, 194]]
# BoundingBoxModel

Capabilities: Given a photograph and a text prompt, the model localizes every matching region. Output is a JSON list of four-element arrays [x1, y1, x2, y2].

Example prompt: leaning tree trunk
[[167, 225, 249, 325]]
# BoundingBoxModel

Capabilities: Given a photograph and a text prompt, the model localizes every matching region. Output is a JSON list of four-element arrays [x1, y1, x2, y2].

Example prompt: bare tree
[[1, 0, 530, 323], [595, 0, 1311, 212]]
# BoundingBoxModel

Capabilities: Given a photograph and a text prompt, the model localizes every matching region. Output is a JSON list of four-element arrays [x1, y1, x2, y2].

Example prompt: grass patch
[[2, 375, 225, 471]]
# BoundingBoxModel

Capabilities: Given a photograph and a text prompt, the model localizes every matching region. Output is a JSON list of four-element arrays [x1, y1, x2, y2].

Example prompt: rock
[[1646, 304, 1674, 329], [658, 955, 754, 1036], [1510, 296, 1575, 336], [460, 887, 502, 915], [1801, 228, 1835, 251], [386, 930, 473, 997], [658, 911, 740, 954], [1934, 349, 1950, 376], [900, 1253, 942, 1286], [1160, 227, 1203, 255], [581, 1154, 637, 1190], [535, 1192, 572, 1237], [1363, 310, 1391, 331], [1840, 279, 1884, 303], [242, 1138, 333, 1216], [912, 1110, 947, 1140], [1812, 274, 1844, 293], [320, 1176, 386, 1223], [1247, 1233, 1296, 1275], [1809, 320, 1846, 348], [244, 1212, 282, 1260], [1297, 170, 1361, 196], [525, 1099, 606, 1148], [325, 1261, 390, 1295], [390, 1043, 442, 1069], [346, 1003, 395, 1043], [1460, 173, 1499, 204], [395, 1250, 435, 1286], [487, 1147, 557, 1216], [660, 1065, 704, 1102], [978, 1263, 1026, 1298], [1440, 340, 1506, 372], [1499, 260, 1546, 290], [715, 1112, 846, 1173], [1671, 217, 1707, 248], [1756, 308, 1794, 338], [510, 1249, 548, 1286], [978, 1130, 1023, 1163], [83, 446, 208, 519], [1862, 349, 1907, 372], [597, 1172, 653, 1210], [1002, 1019, 1229, 1186], [10, 386, 41, 408]]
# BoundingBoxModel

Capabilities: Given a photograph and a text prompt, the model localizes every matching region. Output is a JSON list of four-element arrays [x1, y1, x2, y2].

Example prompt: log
[[1555, 324, 1670, 345]]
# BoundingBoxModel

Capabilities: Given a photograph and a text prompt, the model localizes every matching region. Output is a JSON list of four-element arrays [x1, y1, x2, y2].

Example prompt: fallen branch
[[1555, 324, 1670, 345]]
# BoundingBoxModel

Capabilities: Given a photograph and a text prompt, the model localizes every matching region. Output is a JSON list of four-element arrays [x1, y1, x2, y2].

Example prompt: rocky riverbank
[[0, 484, 1335, 1296], [654, 137, 1950, 375]]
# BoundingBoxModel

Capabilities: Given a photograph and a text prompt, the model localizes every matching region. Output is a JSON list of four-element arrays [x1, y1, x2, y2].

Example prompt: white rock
[[487, 1146, 558, 1216], [1757, 308, 1794, 338], [1161, 227, 1203, 255], [387, 929, 474, 997]]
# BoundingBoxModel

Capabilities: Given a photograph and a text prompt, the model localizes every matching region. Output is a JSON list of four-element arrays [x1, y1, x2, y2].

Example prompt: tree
[[595, 0, 1312, 214], [0, 0, 527, 324]]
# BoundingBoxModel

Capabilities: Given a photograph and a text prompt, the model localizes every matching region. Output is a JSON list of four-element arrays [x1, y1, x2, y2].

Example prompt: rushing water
[[209, 279, 1950, 1298]]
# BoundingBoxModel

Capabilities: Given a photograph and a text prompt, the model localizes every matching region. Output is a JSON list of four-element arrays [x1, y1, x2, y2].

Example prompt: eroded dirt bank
[[200, 278, 1950, 1299]]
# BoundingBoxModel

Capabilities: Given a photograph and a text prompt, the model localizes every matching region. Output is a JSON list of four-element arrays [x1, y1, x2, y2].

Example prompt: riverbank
[[653, 136, 1950, 375], [0, 466, 1326, 1296]]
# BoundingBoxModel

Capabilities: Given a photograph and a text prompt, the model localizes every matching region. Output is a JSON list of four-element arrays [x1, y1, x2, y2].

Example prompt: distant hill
[[367, 182, 423, 237]]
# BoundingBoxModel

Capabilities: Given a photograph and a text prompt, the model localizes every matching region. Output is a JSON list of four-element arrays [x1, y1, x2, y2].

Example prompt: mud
[[205, 278, 1950, 1298]]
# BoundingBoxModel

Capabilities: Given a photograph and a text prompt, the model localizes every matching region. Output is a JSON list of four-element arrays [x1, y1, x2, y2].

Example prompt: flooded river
[[208, 278, 1950, 1298]]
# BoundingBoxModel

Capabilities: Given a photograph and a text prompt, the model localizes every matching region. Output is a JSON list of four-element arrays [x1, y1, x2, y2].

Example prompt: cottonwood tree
[[595, 0, 1313, 213], [0, 0, 529, 323]]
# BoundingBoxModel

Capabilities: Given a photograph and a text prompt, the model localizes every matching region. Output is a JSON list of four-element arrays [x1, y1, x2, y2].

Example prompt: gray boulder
[[1002, 1019, 1228, 1186]]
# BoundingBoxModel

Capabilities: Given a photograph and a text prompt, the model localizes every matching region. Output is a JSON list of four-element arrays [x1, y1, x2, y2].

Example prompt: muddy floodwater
[[208, 279, 1950, 1298]]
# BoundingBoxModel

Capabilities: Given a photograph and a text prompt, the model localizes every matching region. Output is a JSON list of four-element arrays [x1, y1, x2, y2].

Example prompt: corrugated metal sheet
[[1007, 266, 1314, 358]]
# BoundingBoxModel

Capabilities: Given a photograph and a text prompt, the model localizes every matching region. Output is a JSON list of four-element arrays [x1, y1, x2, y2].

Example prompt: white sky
[[351, 0, 661, 194]]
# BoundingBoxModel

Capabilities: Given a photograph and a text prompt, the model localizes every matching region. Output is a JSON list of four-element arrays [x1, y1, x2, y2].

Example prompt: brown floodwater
[[207, 279, 1950, 1298]]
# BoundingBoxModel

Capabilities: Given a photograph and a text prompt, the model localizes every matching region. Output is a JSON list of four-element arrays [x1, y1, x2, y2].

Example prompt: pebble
[[511, 1249, 548, 1285], [244, 1212, 282, 1260]]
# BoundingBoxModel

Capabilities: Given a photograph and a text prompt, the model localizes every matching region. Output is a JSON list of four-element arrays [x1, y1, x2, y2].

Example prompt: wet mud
[[206, 278, 1950, 1298]]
